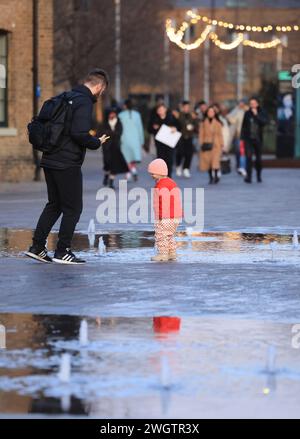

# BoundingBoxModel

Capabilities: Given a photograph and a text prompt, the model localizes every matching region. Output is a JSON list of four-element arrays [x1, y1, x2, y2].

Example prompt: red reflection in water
[[153, 317, 181, 335]]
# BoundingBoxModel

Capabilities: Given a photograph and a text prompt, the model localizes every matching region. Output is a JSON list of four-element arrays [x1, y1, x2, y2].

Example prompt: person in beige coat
[[199, 106, 224, 184]]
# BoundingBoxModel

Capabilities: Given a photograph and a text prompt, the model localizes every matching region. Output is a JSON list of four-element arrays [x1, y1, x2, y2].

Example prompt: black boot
[[244, 168, 252, 184], [109, 178, 115, 189], [208, 170, 213, 184], [103, 173, 109, 187], [214, 170, 220, 184], [257, 170, 262, 183]]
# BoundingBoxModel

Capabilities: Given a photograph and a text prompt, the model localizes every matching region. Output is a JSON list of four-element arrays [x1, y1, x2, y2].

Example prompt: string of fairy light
[[166, 9, 298, 51]]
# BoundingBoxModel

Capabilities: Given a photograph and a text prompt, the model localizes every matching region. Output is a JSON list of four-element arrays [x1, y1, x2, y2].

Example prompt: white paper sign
[[155, 124, 182, 149]]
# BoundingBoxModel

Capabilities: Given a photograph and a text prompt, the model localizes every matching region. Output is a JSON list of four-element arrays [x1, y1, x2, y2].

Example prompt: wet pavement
[[0, 314, 299, 419], [0, 228, 299, 320], [1, 155, 300, 418], [1, 152, 300, 232]]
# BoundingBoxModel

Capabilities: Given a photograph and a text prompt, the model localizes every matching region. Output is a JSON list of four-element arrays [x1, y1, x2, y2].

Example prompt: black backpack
[[27, 92, 74, 153]]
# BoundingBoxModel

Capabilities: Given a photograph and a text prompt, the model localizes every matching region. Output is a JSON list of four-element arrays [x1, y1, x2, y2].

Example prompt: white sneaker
[[238, 168, 247, 177], [183, 168, 191, 178], [176, 166, 182, 177]]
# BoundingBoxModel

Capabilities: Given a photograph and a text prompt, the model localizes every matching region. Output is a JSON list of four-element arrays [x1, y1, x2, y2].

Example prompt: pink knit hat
[[148, 159, 168, 177]]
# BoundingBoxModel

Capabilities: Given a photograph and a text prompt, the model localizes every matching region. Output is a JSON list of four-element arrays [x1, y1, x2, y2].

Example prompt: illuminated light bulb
[[165, 14, 299, 52], [210, 32, 244, 50]]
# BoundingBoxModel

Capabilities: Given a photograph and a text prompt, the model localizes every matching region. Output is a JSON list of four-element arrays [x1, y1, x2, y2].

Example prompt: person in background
[[227, 99, 248, 176], [149, 95, 166, 125], [148, 159, 182, 262], [100, 108, 128, 189], [119, 99, 144, 182], [148, 103, 180, 178], [148, 96, 166, 156], [194, 100, 208, 154], [195, 100, 208, 122], [241, 97, 268, 184], [215, 103, 231, 154], [199, 106, 224, 184], [176, 100, 197, 178]]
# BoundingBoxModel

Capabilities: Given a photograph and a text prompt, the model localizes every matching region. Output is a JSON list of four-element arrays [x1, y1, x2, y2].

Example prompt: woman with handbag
[[199, 106, 224, 184]]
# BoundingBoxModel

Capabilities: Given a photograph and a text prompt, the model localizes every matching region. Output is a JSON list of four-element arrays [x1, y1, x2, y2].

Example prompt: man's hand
[[99, 135, 110, 145]]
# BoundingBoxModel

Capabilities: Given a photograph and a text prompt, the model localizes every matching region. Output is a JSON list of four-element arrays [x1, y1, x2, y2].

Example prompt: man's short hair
[[84, 69, 109, 87]]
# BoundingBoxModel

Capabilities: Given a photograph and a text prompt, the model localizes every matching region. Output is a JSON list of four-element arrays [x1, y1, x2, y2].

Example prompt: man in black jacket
[[241, 97, 268, 184], [26, 69, 110, 265]]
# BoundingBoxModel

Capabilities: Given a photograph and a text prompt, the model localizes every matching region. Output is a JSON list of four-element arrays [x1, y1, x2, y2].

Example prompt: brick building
[[0, 0, 300, 181], [53, 0, 300, 108], [0, 0, 53, 182]]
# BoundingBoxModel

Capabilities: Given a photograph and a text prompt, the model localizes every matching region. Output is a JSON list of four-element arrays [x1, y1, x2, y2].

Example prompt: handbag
[[221, 155, 231, 175], [201, 142, 213, 152]]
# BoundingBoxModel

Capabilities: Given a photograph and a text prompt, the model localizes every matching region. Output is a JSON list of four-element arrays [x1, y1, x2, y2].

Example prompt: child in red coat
[[148, 159, 182, 262]]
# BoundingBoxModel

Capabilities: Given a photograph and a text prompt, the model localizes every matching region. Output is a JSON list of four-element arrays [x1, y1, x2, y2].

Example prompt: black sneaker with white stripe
[[52, 249, 86, 265], [25, 246, 52, 264]]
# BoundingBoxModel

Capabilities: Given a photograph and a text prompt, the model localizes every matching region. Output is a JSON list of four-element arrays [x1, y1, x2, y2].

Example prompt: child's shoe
[[151, 254, 169, 262], [168, 252, 177, 261]]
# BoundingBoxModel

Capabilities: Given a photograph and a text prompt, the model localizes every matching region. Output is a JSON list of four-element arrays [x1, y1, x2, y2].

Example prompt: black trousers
[[176, 138, 194, 170], [156, 141, 175, 178], [33, 167, 83, 251], [245, 139, 263, 180]]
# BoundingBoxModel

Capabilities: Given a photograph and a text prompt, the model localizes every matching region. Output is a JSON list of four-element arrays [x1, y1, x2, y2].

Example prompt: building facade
[[0, 0, 54, 182], [53, 0, 300, 108], [0, 0, 300, 181]]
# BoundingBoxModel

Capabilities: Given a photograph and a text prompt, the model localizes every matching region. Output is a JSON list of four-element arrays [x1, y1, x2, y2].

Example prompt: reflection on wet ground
[[0, 228, 299, 266], [0, 314, 299, 418]]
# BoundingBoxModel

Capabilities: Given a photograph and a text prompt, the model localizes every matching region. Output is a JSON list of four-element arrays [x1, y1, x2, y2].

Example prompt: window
[[0, 32, 8, 127], [226, 0, 247, 6], [73, 0, 90, 12], [260, 62, 276, 80], [226, 63, 247, 84]]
